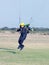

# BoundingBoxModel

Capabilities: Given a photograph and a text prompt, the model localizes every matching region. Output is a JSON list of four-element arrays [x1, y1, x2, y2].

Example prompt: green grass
[[0, 48, 49, 65]]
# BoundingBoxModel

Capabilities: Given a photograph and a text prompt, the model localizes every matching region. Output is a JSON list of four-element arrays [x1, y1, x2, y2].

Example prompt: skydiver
[[17, 22, 31, 50]]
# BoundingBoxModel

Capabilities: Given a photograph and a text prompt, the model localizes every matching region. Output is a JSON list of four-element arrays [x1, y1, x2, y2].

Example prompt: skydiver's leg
[[19, 35, 27, 50], [17, 35, 24, 50], [18, 39, 24, 50], [17, 34, 27, 50]]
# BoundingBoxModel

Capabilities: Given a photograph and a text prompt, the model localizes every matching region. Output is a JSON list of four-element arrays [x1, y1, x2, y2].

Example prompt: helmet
[[20, 22, 24, 26]]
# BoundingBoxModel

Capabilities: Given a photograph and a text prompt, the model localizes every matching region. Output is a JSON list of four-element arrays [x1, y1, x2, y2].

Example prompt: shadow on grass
[[0, 48, 16, 54]]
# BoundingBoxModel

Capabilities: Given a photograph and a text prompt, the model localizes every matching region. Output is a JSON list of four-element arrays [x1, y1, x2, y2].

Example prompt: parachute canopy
[[24, 24, 30, 27]]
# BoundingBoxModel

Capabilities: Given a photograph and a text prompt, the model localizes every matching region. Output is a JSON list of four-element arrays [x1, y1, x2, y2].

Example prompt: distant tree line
[[0, 27, 49, 32], [0, 27, 16, 31], [33, 27, 49, 32]]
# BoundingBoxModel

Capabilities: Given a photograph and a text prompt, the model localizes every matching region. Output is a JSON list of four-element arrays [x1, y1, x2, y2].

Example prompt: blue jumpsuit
[[17, 26, 31, 50]]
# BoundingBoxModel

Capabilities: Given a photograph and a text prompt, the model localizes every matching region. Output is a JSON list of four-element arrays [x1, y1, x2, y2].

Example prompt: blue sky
[[0, 0, 49, 28]]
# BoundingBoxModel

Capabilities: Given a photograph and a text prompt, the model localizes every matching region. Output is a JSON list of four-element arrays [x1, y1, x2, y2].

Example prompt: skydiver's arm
[[27, 27, 33, 34], [17, 28, 20, 32], [28, 27, 32, 31]]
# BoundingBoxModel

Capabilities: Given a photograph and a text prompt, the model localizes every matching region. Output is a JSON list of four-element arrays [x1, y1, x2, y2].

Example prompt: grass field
[[0, 32, 49, 65], [0, 48, 49, 65]]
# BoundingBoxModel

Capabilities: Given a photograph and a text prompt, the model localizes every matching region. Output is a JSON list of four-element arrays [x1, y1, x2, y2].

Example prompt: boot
[[20, 45, 24, 50]]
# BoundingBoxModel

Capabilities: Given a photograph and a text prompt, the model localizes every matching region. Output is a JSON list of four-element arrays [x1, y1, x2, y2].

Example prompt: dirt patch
[[0, 32, 49, 49]]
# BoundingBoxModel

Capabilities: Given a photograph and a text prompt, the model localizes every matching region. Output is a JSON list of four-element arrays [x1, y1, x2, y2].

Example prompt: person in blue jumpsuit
[[17, 22, 31, 50]]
